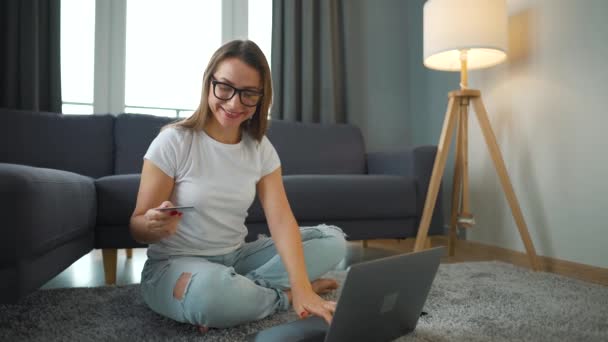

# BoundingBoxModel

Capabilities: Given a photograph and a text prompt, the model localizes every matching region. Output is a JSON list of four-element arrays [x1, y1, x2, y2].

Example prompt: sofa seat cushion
[[95, 174, 140, 225], [247, 175, 418, 222], [96, 174, 418, 228]]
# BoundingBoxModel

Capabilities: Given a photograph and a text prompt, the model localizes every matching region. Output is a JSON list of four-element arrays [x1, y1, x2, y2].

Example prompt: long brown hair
[[165, 40, 272, 142]]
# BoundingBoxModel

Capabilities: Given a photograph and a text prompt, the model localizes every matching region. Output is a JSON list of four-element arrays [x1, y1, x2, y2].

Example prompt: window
[[248, 0, 273, 65], [60, 0, 272, 117], [60, 0, 95, 114], [124, 0, 221, 117]]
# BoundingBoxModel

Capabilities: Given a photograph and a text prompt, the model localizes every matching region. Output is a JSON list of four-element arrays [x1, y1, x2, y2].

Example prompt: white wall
[[467, 0, 608, 268]]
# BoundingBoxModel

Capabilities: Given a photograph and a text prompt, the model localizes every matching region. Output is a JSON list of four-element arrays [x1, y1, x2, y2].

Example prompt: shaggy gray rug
[[1, 261, 607, 341]]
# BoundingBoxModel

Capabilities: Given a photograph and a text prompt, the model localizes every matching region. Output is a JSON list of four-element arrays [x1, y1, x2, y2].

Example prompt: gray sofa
[[0, 109, 443, 304]]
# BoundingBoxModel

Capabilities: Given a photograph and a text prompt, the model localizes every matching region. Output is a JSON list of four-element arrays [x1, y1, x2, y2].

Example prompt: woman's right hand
[[143, 201, 183, 240]]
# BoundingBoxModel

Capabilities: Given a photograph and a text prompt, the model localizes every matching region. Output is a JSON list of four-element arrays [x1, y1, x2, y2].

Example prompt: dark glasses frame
[[210, 77, 263, 107]]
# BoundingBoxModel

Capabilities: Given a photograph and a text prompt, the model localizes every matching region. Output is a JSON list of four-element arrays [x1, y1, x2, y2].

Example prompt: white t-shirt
[[143, 126, 281, 259]]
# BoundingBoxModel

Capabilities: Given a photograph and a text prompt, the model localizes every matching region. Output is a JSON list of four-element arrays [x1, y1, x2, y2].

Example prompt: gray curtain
[[271, 0, 347, 124], [0, 0, 62, 112]]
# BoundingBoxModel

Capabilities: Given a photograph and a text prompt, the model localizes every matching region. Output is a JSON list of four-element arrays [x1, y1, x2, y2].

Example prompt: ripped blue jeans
[[140, 224, 347, 328]]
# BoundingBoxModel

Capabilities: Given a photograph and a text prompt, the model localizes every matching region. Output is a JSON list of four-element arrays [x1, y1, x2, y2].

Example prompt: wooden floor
[[42, 237, 608, 289]]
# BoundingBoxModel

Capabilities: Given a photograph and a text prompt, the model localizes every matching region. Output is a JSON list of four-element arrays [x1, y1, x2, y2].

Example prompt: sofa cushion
[[246, 218, 421, 242], [95, 174, 140, 225], [96, 173, 417, 227], [114, 113, 176, 175], [247, 174, 417, 222], [0, 110, 114, 178], [266, 121, 366, 175]]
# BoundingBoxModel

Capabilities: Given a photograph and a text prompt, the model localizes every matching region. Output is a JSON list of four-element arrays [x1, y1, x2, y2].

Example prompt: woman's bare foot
[[283, 278, 338, 304], [197, 325, 209, 334], [311, 278, 338, 295]]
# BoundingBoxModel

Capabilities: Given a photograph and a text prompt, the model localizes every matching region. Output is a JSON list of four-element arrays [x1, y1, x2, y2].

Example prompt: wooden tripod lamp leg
[[471, 97, 541, 271], [414, 97, 459, 252], [448, 105, 464, 257], [459, 101, 474, 228]]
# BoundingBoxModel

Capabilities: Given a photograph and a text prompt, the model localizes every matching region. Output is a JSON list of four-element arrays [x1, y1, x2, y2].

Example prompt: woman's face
[[207, 57, 262, 132]]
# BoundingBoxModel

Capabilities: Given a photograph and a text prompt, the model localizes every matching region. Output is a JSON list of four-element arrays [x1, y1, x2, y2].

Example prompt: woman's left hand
[[292, 287, 337, 324]]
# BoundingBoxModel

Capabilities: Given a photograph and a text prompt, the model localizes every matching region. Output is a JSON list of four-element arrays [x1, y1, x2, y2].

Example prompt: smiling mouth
[[222, 107, 243, 119]]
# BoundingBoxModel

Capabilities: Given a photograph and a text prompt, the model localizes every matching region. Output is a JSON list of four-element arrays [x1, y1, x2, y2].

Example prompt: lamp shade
[[423, 0, 508, 71]]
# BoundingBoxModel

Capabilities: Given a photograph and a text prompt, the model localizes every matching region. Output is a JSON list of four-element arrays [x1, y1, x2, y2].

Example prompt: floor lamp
[[413, 0, 541, 271]]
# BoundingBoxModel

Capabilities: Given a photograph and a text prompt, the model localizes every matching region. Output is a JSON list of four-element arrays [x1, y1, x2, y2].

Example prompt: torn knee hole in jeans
[[173, 272, 193, 300]]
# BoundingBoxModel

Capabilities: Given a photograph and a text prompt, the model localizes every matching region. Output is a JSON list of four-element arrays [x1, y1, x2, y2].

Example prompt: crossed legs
[[141, 225, 347, 329]]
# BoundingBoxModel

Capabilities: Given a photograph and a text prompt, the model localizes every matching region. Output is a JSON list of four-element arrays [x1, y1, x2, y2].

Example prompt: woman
[[129, 40, 347, 333]]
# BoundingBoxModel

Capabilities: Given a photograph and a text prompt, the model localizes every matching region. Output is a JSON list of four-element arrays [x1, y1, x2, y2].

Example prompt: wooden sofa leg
[[126, 248, 133, 259], [362, 240, 368, 248], [102, 249, 117, 285], [425, 236, 432, 249]]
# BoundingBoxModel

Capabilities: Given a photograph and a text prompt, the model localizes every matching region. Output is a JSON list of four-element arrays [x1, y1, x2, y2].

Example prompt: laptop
[[247, 247, 444, 342]]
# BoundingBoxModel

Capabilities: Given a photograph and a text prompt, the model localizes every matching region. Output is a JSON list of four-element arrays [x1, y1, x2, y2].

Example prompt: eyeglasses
[[211, 78, 263, 107]]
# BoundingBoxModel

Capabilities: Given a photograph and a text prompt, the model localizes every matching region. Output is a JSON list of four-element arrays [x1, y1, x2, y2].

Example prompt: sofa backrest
[[0, 109, 114, 178], [115, 115, 367, 176], [0, 109, 367, 178], [113, 113, 175, 174], [266, 120, 366, 175]]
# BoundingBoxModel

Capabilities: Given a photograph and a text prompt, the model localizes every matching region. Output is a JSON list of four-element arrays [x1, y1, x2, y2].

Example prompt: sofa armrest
[[366, 146, 444, 234], [0, 163, 96, 265]]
